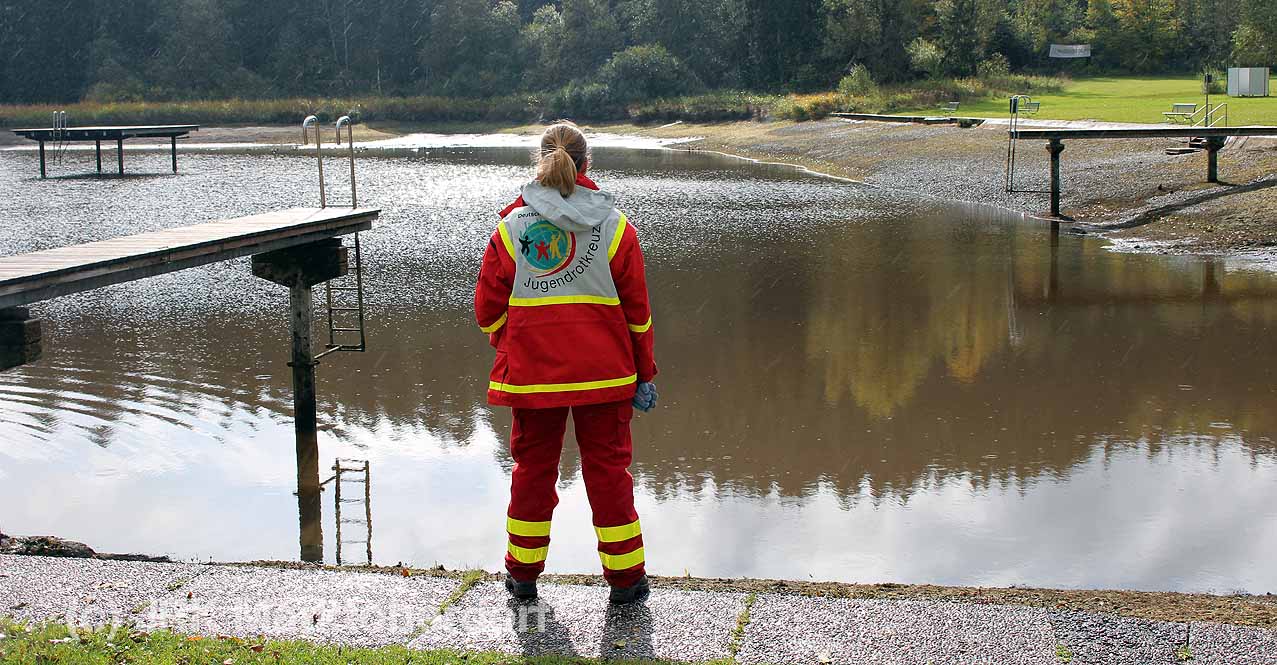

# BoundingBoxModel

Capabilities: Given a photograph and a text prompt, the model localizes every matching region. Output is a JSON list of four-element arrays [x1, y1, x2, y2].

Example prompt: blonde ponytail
[[536, 121, 589, 197]]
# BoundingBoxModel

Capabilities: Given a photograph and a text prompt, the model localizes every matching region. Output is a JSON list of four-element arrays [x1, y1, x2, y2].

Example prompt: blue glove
[[632, 382, 658, 413]]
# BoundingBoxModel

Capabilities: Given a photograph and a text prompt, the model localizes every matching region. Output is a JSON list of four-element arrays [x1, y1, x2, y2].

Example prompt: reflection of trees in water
[[628, 214, 1277, 502]]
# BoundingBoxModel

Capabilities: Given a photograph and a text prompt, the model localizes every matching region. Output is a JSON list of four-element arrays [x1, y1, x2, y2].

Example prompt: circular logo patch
[[519, 221, 576, 276]]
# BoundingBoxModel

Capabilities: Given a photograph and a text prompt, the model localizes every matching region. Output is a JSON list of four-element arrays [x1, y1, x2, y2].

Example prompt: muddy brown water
[[1, 144, 1275, 594]]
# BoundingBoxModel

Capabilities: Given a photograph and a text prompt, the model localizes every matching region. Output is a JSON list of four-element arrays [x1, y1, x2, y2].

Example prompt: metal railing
[[1191, 103, 1229, 128]]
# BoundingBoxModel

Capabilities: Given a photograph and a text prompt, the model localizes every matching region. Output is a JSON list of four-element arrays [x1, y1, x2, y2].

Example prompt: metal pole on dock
[[38, 141, 46, 178], [95, 141, 102, 173], [116, 139, 124, 174]]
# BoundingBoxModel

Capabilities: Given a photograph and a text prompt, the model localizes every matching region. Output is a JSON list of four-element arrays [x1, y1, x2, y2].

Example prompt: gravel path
[[2, 554, 1273, 663]]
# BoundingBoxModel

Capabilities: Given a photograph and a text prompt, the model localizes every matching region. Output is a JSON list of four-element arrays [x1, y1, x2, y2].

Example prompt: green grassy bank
[[0, 618, 701, 665], [901, 75, 1277, 125]]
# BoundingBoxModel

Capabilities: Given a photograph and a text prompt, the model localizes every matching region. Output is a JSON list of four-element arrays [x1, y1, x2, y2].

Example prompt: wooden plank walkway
[[0, 207, 377, 309]]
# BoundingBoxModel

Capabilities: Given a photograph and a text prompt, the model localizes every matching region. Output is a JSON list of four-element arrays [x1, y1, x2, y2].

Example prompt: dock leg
[[171, 136, 178, 173], [251, 239, 349, 564], [1206, 137, 1226, 183], [96, 141, 102, 173], [38, 141, 46, 179], [289, 283, 324, 563], [117, 139, 124, 174], [1047, 139, 1065, 218]]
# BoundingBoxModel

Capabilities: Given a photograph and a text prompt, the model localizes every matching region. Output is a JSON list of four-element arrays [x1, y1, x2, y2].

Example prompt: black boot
[[505, 574, 537, 600], [608, 575, 650, 605]]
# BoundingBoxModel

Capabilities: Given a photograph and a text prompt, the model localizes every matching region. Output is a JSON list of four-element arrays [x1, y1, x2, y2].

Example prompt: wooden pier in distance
[[11, 124, 199, 178], [1009, 126, 1277, 219]]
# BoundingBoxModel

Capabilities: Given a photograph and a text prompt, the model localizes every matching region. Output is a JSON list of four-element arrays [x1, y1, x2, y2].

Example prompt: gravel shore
[[3, 555, 1274, 663]]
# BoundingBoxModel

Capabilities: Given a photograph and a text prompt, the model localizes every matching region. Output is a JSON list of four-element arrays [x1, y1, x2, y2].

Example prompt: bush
[[837, 65, 878, 98], [976, 54, 1011, 79], [544, 82, 619, 120], [597, 45, 703, 102], [907, 38, 946, 79], [1202, 69, 1226, 95]]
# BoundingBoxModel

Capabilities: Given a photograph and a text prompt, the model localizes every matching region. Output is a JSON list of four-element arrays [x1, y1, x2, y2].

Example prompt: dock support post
[[1047, 139, 1065, 218], [1206, 137, 1226, 183], [289, 282, 323, 563], [252, 239, 349, 564], [171, 136, 178, 173], [0, 308, 43, 372], [95, 141, 102, 173], [38, 141, 46, 179], [116, 139, 124, 174]]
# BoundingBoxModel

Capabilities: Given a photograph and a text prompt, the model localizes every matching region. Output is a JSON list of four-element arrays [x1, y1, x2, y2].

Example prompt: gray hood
[[520, 180, 616, 233]]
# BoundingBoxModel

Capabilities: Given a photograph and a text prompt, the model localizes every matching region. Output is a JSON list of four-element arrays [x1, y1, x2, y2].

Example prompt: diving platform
[[11, 124, 199, 177]]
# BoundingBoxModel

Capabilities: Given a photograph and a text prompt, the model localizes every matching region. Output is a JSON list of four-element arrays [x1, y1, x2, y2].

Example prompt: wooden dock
[[1009, 126, 1277, 218], [11, 124, 199, 177], [0, 207, 376, 310]]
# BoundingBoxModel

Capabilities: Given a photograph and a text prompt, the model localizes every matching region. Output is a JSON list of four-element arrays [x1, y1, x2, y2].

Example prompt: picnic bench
[[1163, 103, 1199, 124], [939, 101, 961, 116]]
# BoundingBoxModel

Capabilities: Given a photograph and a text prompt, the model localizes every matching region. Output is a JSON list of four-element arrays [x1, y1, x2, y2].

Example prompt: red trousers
[[504, 399, 646, 587]]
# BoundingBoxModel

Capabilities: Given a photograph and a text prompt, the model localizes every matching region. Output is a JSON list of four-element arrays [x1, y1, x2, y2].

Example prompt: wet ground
[[0, 144, 1275, 594]]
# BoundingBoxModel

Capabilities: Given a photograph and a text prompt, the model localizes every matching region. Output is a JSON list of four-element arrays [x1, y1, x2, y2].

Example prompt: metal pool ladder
[[303, 114, 368, 359]]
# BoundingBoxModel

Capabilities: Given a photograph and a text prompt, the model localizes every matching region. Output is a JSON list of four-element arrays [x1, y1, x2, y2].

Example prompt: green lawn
[[0, 618, 709, 665], [906, 75, 1277, 126]]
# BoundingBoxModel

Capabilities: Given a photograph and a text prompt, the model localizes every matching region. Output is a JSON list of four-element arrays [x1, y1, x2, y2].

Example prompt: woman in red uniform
[[474, 121, 658, 604]]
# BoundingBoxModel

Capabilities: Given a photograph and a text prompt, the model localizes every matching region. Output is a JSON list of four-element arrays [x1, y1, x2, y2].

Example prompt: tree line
[[1, 0, 1274, 105]]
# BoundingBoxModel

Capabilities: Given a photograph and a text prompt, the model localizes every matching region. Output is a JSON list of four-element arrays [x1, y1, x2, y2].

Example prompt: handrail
[[301, 115, 326, 207], [335, 116, 356, 208], [1189, 103, 1228, 128]]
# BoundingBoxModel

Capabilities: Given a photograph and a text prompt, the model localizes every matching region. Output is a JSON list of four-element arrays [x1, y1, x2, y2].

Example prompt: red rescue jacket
[[475, 172, 657, 409]]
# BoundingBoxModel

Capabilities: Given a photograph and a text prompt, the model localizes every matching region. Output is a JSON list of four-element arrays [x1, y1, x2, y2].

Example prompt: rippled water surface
[[1, 145, 1275, 593]]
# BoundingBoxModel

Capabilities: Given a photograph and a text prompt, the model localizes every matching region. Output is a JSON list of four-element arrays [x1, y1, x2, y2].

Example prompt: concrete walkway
[[1, 555, 1272, 664]]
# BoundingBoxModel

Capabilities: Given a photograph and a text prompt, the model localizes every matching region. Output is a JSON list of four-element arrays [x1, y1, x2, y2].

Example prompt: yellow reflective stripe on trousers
[[599, 547, 645, 571], [480, 312, 507, 334], [595, 519, 641, 543], [507, 517, 551, 538], [627, 316, 652, 334], [491, 374, 637, 395], [608, 213, 628, 260], [508, 542, 549, 564], [508, 295, 621, 307], [497, 221, 517, 260]]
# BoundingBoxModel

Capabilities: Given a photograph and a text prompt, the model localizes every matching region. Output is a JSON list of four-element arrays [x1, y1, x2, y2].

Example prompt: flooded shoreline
[[1, 145, 1275, 594]]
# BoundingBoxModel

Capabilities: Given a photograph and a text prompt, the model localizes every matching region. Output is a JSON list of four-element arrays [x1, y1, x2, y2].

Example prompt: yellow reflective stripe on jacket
[[480, 312, 507, 334], [608, 213, 628, 260], [595, 520, 641, 543], [507, 517, 551, 538], [491, 374, 637, 395], [599, 547, 645, 571], [508, 542, 549, 564], [497, 221, 517, 260], [509, 295, 621, 307], [627, 316, 652, 334]]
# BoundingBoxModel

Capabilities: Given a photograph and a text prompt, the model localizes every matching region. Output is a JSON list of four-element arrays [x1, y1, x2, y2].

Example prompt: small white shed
[[1228, 67, 1270, 97]]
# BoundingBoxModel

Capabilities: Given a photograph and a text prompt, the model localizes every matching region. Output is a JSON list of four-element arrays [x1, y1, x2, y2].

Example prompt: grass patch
[[900, 75, 1277, 126], [1055, 641, 1073, 662], [0, 618, 690, 665], [436, 569, 487, 616], [726, 592, 757, 658]]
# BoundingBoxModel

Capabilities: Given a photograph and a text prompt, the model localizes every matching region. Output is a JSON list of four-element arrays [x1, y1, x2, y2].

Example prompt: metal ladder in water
[[325, 458, 373, 565], [302, 115, 368, 360]]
